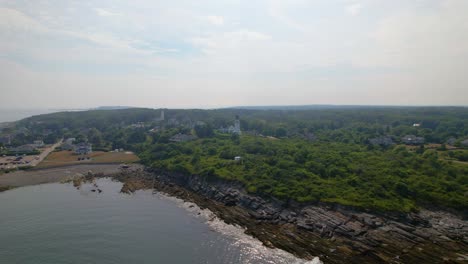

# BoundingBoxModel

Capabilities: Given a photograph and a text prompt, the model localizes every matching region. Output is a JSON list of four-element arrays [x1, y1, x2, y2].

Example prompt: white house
[[33, 140, 44, 147], [169, 133, 197, 142], [402, 135, 425, 145], [218, 116, 242, 135]]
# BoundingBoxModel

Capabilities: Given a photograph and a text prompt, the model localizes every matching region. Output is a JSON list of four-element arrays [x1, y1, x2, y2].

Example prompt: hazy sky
[[1, 0, 467, 109]]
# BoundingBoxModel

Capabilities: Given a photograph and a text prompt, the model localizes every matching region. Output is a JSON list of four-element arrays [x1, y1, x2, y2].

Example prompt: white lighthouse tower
[[234, 115, 241, 135]]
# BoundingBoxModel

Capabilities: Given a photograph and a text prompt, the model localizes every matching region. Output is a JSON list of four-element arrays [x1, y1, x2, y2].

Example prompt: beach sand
[[0, 164, 124, 188]]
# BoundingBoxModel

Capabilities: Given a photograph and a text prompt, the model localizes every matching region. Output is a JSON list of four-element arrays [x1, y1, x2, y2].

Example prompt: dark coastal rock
[[224, 199, 237, 206], [105, 168, 468, 264]]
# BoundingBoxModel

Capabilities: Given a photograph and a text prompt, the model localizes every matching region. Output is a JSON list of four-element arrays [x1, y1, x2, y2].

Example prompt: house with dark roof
[[461, 139, 468, 148], [369, 136, 394, 146], [61, 138, 76, 151], [74, 142, 92, 155], [402, 135, 425, 145], [0, 135, 11, 145], [169, 133, 197, 142], [8, 144, 37, 154], [446, 137, 456, 146]]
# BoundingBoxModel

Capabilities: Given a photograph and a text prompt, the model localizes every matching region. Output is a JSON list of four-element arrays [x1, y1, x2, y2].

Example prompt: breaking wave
[[153, 192, 323, 264]]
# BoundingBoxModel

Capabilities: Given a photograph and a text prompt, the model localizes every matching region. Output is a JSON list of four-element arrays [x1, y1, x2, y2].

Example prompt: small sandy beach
[[0, 164, 123, 188]]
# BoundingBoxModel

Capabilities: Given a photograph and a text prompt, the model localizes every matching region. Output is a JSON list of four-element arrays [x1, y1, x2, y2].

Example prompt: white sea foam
[[152, 192, 323, 264]]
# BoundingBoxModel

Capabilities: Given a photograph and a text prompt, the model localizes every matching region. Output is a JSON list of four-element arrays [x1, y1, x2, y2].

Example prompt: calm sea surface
[[0, 179, 320, 264], [0, 109, 61, 123]]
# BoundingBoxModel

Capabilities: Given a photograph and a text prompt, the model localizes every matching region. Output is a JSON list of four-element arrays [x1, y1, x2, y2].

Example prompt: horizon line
[[1, 104, 468, 111]]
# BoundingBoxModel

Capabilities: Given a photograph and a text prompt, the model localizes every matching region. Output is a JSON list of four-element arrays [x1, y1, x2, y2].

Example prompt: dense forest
[[2, 106, 468, 213]]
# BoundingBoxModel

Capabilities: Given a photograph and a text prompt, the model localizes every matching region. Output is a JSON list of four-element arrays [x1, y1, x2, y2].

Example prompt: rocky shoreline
[[98, 166, 467, 263]]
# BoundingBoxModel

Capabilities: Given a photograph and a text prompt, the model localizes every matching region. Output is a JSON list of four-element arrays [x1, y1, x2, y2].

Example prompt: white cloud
[[0, 7, 48, 33], [346, 3, 362, 16], [267, 0, 306, 31], [190, 30, 271, 50], [361, 0, 468, 69], [94, 8, 121, 17], [203, 15, 224, 26], [1, 0, 467, 107], [0, 6, 171, 66]]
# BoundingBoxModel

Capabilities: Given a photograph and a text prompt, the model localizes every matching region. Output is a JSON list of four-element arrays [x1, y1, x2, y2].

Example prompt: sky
[[0, 0, 467, 109]]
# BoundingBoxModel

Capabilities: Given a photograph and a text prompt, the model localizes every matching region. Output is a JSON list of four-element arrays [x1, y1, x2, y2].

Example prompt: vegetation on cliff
[[140, 134, 468, 212]]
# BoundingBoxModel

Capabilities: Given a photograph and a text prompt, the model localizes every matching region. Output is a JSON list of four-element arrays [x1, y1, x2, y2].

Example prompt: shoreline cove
[[1, 164, 467, 263], [152, 191, 322, 264], [1, 178, 318, 264], [112, 166, 468, 263]]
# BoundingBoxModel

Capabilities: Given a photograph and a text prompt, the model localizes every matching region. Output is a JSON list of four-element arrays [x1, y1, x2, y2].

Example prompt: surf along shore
[[1, 164, 467, 263]]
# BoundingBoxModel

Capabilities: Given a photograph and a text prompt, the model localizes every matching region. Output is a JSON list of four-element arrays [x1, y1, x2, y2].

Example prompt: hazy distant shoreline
[[0, 109, 61, 123], [2, 105, 467, 123]]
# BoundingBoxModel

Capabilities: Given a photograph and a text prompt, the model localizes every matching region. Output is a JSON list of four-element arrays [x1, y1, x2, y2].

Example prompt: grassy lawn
[[37, 150, 140, 168]]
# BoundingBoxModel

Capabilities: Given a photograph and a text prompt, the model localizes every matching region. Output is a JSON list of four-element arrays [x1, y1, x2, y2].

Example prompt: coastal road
[[30, 139, 63, 167]]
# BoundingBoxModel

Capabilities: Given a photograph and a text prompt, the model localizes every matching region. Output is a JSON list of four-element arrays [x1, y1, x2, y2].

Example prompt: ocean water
[[0, 109, 60, 123], [0, 179, 321, 264]]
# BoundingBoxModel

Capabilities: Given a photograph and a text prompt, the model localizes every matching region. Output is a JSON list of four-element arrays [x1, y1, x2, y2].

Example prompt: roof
[[75, 142, 92, 147], [169, 133, 197, 142], [9, 144, 37, 152]]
